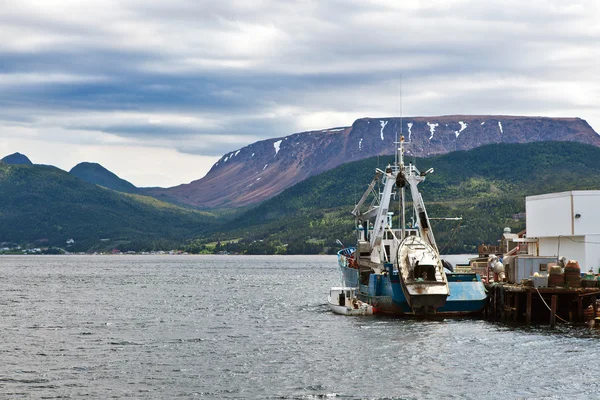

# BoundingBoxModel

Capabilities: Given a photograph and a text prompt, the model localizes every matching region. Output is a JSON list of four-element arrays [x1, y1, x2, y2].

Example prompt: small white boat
[[328, 287, 376, 316]]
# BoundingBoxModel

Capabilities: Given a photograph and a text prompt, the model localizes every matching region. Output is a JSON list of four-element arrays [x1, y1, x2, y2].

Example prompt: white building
[[526, 190, 600, 272]]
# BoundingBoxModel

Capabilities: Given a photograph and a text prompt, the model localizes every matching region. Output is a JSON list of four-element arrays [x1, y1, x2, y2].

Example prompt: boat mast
[[399, 137, 405, 241], [398, 77, 405, 241]]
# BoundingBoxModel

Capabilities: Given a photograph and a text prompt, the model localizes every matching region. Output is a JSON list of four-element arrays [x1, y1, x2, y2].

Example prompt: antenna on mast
[[395, 75, 403, 167], [400, 74, 403, 136], [399, 75, 403, 165]]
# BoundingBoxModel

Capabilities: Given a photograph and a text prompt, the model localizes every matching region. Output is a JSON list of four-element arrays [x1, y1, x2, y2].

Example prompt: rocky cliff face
[[144, 115, 600, 209]]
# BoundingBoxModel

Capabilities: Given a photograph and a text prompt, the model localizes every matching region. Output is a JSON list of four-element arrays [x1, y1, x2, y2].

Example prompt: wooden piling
[[484, 295, 489, 319], [501, 291, 506, 321], [492, 287, 497, 322], [578, 296, 583, 322], [550, 295, 557, 328], [526, 291, 532, 324], [513, 293, 519, 322]]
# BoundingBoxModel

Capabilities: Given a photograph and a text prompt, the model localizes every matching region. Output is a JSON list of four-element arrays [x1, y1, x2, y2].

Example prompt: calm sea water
[[1, 255, 600, 399]]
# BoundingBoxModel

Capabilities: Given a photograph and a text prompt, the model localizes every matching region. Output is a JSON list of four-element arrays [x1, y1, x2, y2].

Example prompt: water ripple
[[1, 255, 600, 399]]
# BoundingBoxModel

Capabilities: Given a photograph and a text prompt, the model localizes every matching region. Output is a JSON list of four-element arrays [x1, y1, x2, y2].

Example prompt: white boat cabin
[[329, 287, 358, 307]]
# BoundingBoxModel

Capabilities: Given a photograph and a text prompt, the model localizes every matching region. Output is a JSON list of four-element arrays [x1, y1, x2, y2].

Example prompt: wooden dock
[[485, 284, 600, 327]]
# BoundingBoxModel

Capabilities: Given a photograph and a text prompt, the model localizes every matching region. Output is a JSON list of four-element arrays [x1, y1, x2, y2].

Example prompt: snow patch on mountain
[[274, 140, 282, 155], [498, 121, 503, 133], [359, 138, 363, 150], [427, 122, 439, 140], [380, 120, 388, 141], [481, 121, 485, 125], [263, 164, 268, 170], [407, 123, 413, 141], [234, 150, 240, 156], [455, 121, 468, 138]]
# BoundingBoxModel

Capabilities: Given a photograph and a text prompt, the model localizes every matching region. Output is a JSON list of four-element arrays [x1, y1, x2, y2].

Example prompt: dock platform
[[485, 283, 600, 327]]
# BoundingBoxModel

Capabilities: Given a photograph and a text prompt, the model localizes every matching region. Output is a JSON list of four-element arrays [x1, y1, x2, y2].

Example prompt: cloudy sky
[[1, 0, 598, 187]]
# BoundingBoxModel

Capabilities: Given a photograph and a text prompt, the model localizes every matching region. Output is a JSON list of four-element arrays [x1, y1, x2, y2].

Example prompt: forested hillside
[[189, 142, 600, 254], [3, 142, 600, 255], [70, 162, 139, 194], [0, 162, 216, 252]]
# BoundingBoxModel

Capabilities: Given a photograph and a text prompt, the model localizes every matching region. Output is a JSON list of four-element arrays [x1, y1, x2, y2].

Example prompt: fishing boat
[[328, 287, 376, 316], [336, 135, 487, 316]]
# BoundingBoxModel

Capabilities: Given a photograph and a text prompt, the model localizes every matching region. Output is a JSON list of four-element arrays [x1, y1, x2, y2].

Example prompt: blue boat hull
[[339, 257, 487, 316]]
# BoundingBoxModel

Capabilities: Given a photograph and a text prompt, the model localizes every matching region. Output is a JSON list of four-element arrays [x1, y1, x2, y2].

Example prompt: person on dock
[[488, 255, 506, 282]]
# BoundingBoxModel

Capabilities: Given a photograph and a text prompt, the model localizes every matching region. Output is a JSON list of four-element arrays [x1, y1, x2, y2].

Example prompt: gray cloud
[[0, 0, 598, 185]]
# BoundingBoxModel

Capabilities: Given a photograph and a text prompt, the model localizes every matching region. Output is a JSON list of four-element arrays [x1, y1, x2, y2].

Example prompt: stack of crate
[[564, 260, 581, 289], [548, 264, 564, 287]]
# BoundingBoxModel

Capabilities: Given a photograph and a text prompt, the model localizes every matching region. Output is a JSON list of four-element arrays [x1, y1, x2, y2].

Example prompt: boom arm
[[351, 172, 381, 217], [407, 170, 438, 252]]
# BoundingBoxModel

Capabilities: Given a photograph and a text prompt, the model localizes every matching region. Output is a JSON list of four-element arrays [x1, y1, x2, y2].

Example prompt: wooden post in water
[[501, 291, 506, 321], [526, 291, 532, 325], [514, 293, 520, 322], [493, 287, 497, 322], [499, 286, 505, 321], [550, 295, 557, 328], [578, 296, 583, 322], [484, 294, 489, 319]]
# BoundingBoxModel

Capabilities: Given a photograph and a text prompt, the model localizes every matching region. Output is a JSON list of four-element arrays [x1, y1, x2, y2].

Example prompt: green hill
[[70, 162, 139, 194], [192, 141, 600, 254], [3, 141, 600, 255], [0, 162, 216, 252], [1, 152, 33, 165]]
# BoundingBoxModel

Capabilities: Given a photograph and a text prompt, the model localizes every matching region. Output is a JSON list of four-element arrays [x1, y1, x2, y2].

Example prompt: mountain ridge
[[1, 152, 33, 165], [143, 115, 599, 209], [69, 162, 139, 194], [4, 115, 599, 211]]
